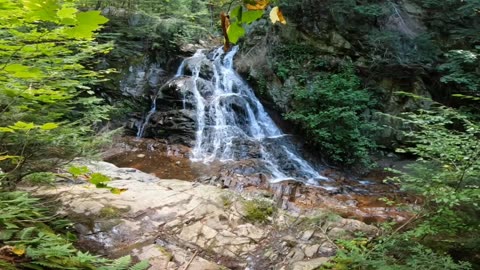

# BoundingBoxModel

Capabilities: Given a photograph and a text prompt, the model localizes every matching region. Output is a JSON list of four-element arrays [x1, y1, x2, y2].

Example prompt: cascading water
[[176, 46, 328, 185], [136, 98, 156, 138]]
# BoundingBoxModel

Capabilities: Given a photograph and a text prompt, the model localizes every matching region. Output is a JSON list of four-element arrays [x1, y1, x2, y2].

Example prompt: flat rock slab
[[23, 161, 378, 269]]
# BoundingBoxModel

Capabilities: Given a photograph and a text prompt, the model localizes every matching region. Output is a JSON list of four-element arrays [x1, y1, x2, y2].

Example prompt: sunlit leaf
[[227, 23, 246, 44], [40, 122, 59, 130], [110, 188, 128, 194], [10, 121, 35, 131], [4, 64, 44, 79], [57, 7, 77, 19], [230, 5, 242, 22], [0, 155, 21, 161], [269, 6, 286, 24], [22, 0, 59, 22], [246, 0, 269, 10], [242, 10, 264, 24], [0, 127, 15, 133], [89, 172, 111, 185], [65, 11, 108, 39], [68, 166, 90, 177]]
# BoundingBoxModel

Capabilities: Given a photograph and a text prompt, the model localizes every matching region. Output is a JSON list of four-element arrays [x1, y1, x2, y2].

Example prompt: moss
[[98, 205, 129, 218], [243, 199, 275, 224], [220, 194, 233, 209], [156, 246, 173, 261]]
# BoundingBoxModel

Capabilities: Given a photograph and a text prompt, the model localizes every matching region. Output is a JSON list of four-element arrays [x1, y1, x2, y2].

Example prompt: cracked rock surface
[[23, 161, 377, 270]]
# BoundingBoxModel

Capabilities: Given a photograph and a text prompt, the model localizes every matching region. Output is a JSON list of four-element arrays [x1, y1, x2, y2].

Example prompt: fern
[[98, 255, 132, 270], [129, 260, 150, 270], [17, 227, 36, 240], [0, 191, 147, 270]]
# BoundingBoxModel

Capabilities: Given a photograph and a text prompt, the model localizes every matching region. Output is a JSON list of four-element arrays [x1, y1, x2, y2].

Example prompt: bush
[[0, 0, 113, 190], [285, 64, 378, 167], [323, 236, 472, 270], [243, 199, 275, 224]]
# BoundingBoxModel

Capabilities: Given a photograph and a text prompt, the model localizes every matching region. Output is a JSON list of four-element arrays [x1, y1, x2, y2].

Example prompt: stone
[[300, 230, 315, 241], [287, 248, 305, 262], [20, 160, 381, 269], [329, 31, 352, 49], [304, 244, 320, 257], [290, 257, 330, 270], [236, 224, 266, 241]]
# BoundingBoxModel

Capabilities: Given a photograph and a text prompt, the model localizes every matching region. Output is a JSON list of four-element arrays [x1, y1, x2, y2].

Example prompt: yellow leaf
[[110, 187, 128, 194], [12, 246, 25, 256], [269, 6, 286, 24], [246, 0, 270, 10]]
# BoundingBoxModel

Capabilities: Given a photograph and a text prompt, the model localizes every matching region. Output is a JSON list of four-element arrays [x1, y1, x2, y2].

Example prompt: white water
[[177, 46, 328, 184]]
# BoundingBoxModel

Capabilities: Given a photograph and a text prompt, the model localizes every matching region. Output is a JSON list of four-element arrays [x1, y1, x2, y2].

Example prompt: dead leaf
[[269, 6, 286, 24], [246, 0, 270, 10], [12, 246, 25, 256]]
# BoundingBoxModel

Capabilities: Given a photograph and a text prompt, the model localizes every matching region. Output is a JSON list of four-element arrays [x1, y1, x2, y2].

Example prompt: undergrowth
[[243, 199, 275, 224], [0, 191, 148, 270]]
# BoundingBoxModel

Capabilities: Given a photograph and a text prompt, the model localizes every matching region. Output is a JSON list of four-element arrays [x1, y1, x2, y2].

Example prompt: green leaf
[[57, 7, 77, 20], [0, 127, 15, 133], [65, 11, 109, 39], [57, 6, 77, 25], [4, 64, 44, 79], [67, 166, 90, 177], [227, 23, 246, 44], [0, 155, 21, 161], [10, 121, 35, 131], [241, 10, 264, 24], [110, 188, 128, 195], [22, 0, 59, 22], [129, 260, 150, 270], [40, 122, 59, 130], [89, 173, 111, 185], [230, 5, 242, 22]]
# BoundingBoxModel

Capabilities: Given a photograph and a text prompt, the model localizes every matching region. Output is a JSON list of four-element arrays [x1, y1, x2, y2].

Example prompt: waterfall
[[136, 59, 187, 139], [136, 97, 156, 138], [177, 46, 328, 184]]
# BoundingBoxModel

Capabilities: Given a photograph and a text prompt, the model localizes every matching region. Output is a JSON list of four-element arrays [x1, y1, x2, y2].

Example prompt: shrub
[[285, 64, 378, 167]]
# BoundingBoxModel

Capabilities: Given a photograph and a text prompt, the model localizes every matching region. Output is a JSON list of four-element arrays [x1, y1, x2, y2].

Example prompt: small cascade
[[176, 46, 328, 184], [136, 59, 188, 138], [136, 97, 157, 138]]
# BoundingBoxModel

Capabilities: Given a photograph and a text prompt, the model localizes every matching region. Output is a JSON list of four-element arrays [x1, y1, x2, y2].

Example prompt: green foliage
[[412, 0, 480, 46], [243, 199, 275, 224], [391, 107, 480, 241], [323, 236, 472, 270], [438, 48, 480, 93], [0, 0, 112, 190], [366, 30, 439, 65], [0, 191, 149, 269], [285, 64, 378, 167], [68, 166, 90, 178], [67, 166, 126, 194], [23, 172, 56, 185]]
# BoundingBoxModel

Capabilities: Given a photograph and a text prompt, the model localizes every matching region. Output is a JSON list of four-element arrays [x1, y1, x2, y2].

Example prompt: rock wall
[[235, 0, 437, 149]]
